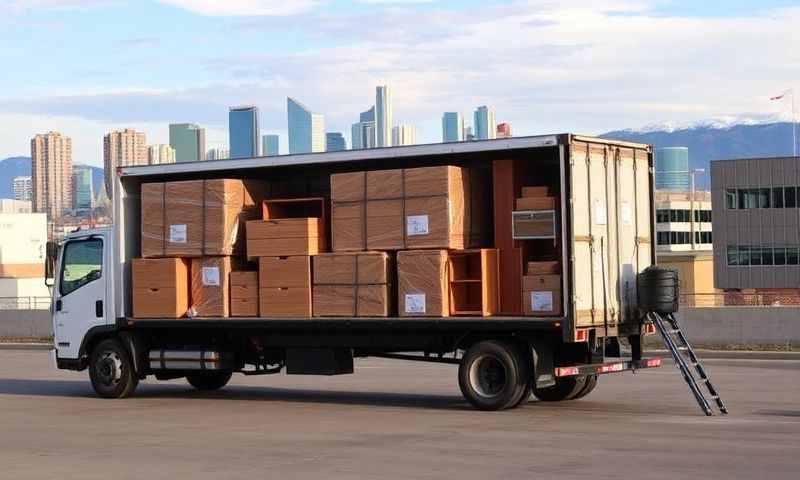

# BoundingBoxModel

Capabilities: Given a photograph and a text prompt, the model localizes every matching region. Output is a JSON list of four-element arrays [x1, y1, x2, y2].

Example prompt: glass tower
[[655, 147, 690, 190], [262, 134, 279, 156], [442, 112, 464, 143], [287, 97, 325, 154], [375, 85, 392, 147], [229, 106, 260, 159], [169, 123, 206, 162], [72, 165, 94, 211], [474, 106, 496, 140], [326, 132, 346, 152]]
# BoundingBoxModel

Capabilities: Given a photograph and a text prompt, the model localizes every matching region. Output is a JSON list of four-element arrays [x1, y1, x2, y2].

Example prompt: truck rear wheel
[[532, 376, 586, 402], [458, 340, 527, 411], [186, 371, 233, 391], [572, 375, 598, 399], [89, 338, 139, 399]]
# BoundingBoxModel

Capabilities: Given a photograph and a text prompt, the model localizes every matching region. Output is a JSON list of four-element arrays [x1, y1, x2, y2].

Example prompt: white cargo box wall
[[113, 134, 654, 342]]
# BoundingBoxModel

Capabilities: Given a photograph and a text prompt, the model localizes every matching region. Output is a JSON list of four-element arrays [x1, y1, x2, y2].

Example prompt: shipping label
[[202, 266, 220, 286], [405, 293, 426, 314], [531, 291, 554, 312], [406, 215, 429, 236], [593, 200, 607, 226], [169, 224, 187, 243], [621, 201, 632, 225]]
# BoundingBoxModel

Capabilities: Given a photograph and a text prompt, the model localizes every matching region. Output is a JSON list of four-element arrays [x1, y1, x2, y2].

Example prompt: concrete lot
[[0, 351, 798, 479]]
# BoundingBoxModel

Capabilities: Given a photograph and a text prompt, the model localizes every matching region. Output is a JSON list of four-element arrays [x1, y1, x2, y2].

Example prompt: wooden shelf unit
[[447, 249, 499, 316]]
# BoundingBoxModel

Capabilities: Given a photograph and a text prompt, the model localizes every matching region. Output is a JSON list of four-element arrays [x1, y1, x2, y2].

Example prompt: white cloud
[[156, 0, 319, 16]]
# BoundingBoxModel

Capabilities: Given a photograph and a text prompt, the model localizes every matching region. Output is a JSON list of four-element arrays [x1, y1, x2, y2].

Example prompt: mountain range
[[600, 121, 797, 189], [0, 157, 104, 199]]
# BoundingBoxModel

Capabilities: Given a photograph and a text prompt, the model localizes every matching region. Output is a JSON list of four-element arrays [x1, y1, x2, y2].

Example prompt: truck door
[[53, 235, 108, 359]]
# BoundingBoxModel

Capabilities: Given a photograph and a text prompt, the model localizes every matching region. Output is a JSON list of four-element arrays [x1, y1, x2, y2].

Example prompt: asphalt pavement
[[0, 350, 798, 479]]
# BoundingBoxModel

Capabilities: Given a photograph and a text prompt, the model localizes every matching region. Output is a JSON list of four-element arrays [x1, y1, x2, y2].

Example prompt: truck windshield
[[60, 238, 103, 296]]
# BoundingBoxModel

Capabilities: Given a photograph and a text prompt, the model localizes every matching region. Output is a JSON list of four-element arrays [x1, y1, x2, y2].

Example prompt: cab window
[[60, 238, 103, 296]]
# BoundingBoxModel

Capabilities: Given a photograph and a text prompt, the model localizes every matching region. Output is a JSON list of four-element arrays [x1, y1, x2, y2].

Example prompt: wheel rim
[[469, 354, 508, 399], [96, 350, 123, 387]]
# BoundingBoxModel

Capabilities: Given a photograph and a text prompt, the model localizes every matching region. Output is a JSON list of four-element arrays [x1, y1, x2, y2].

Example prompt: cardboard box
[[521, 186, 550, 197], [246, 218, 324, 257], [131, 258, 190, 318], [230, 271, 258, 317], [260, 287, 312, 317], [527, 261, 561, 275], [190, 257, 235, 317], [513, 211, 556, 238], [141, 179, 265, 258], [515, 196, 556, 210], [312, 252, 392, 317], [259, 256, 311, 288], [331, 166, 479, 252], [397, 250, 449, 317], [523, 274, 562, 316]]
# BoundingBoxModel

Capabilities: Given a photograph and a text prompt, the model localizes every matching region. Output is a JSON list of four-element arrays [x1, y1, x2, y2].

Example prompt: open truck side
[[51, 134, 662, 411]]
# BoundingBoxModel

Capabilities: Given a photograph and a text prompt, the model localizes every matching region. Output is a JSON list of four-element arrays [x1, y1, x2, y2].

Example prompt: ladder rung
[[677, 346, 689, 351]]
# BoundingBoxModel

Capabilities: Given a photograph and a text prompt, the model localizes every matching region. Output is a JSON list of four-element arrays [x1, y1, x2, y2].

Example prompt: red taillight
[[555, 366, 580, 377], [574, 329, 588, 342], [644, 323, 656, 335], [598, 362, 624, 374], [645, 358, 662, 368]]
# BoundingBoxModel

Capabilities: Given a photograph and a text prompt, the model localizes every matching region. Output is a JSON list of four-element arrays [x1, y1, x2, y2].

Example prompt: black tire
[[458, 340, 525, 411], [89, 338, 139, 399], [572, 375, 598, 400], [506, 344, 533, 409], [532, 376, 587, 402], [186, 371, 233, 391]]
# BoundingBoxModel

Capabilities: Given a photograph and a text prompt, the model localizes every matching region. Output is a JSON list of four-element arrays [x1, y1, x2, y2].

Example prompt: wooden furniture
[[447, 249, 499, 316], [493, 160, 523, 314]]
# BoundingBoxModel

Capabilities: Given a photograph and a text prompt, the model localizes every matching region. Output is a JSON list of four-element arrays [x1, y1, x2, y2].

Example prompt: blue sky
[[0, 0, 798, 165]]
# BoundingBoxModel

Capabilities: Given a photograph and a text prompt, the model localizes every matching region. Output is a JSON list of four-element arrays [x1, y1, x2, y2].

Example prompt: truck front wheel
[[458, 340, 528, 411], [186, 371, 233, 391], [89, 338, 139, 399]]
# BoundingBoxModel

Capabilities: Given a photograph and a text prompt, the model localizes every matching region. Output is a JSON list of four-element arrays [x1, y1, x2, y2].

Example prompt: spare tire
[[637, 265, 679, 314]]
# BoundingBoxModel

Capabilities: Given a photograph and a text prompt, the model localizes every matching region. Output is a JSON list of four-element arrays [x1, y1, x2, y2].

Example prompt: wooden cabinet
[[448, 249, 499, 316]]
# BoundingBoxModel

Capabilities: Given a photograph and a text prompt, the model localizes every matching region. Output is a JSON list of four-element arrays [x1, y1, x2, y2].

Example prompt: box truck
[[49, 134, 664, 411]]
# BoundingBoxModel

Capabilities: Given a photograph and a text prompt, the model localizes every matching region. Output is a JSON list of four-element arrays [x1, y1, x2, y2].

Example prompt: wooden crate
[[447, 249, 499, 316]]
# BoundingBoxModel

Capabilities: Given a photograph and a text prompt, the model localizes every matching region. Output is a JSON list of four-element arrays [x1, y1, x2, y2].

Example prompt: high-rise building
[[169, 123, 206, 163], [72, 165, 94, 211], [442, 112, 464, 143], [103, 128, 147, 197], [474, 106, 496, 140], [287, 97, 325, 154], [375, 85, 392, 147], [229, 105, 260, 159], [464, 126, 476, 142], [206, 148, 229, 161], [656, 147, 691, 190], [351, 121, 376, 150], [392, 124, 417, 147], [148, 144, 176, 165], [360, 106, 375, 123], [262, 134, 279, 156], [497, 122, 512, 139], [13, 176, 32, 202], [30, 131, 72, 219], [326, 132, 346, 152]]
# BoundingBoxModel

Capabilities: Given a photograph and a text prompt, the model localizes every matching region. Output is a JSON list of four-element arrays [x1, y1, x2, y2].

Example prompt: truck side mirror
[[44, 240, 58, 287]]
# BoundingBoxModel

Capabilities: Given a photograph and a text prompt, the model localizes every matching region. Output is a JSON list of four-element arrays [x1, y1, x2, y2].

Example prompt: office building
[[262, 134, 279, 156], [0, 199, 32, 213], [391, 124, 416, 147], [326, 132, 346, 152], [442, 112, 464, 143], [30, 131, 72, 219], [148, 144, 176, 165], [72, 165, 94, 211], [206, 148, 229, 161], [464, 126, 476, 142], [13, 176, 32, 202], [287, 97, 325, 154], [360, 106, 375, 123], [351, 121, 376, 150], [229, 105, 260, 158], [169, 123, 206, 162], [656, 147, 690, 190], [655, 190, 715, 304], [474, 106, 496, 140], [375, 85, 392, 147], [103, 128, 147, 197], [497, 122, 512, 138], [712, 156, 800, 291]]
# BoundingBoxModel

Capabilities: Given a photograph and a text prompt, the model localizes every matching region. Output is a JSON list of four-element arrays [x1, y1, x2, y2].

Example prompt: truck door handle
[[55, 299, 62, 312], [95, 300, 103, 318]]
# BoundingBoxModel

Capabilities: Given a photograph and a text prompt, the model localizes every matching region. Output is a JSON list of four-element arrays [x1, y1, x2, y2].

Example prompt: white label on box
[[405, 294, 426, 314], [531, 291, 554, 312], [169, 224, 187, 243], [621, 201, 632, 225], [594, 200, 607, 225], [202, 267, 220, 286], [406, 215, 429, 236]]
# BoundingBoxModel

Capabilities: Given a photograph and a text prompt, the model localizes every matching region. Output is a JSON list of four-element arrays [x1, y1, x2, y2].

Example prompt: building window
[[656, 209, 669, 223], [750, 246, 762, 265], [788, 247, 799, 265], [727, 246, 738, 266], [657, 231, 670, 245], [762, 247, 773, 265], [786, 187, 797, 208], [726, 189, 737, 209], [759, 188, 771, 208], [738, 245, 750, 266], [773, 187, 784, 208], [774, 247, 786, 265]]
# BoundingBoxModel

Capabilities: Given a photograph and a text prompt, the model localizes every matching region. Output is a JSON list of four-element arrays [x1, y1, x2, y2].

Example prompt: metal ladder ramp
[[646, 312, 728, 416]]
